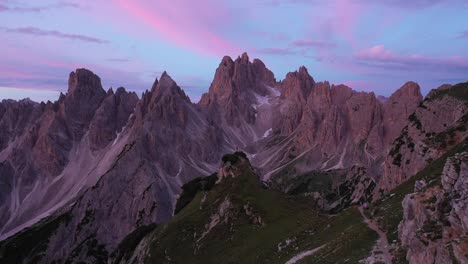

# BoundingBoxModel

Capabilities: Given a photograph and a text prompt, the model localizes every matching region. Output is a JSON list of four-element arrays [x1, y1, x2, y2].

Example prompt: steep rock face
[[383, 81, 423, 147], [0, 69, 137, 241], [64, 69, 107, 139], [398, 152, 468, 264], [275, 66, 315, 135], [199, 53, 277, 147], [40, 72, 224, 263], [88, 87, 139, 150], [0, 99, 41, 152], [258, 80, 418, 185], [377, 84, 467, 195]]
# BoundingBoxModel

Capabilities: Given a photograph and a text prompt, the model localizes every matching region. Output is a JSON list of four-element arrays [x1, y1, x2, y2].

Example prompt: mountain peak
[[389, 81, 423, 102], [241, 52, 249, 63], [298, 65, 308, 75], [220, 55, 234, 67], [281, 66, 315, 102], [158, 71, 175, 87], [67, 68, 104, 95]]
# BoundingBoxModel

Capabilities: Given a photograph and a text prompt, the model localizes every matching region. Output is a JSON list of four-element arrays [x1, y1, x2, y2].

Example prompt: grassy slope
[[144, 157, 377, 264]]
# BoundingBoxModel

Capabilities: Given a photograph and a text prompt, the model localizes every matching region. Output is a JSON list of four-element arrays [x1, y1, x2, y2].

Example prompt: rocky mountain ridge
[[0, 53, 467, 263]]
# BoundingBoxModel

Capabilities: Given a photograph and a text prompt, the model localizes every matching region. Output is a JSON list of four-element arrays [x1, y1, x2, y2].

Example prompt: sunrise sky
[[1, 0, 468, 102]]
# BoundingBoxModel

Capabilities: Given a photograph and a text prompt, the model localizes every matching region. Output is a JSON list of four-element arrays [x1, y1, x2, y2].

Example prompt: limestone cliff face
[[398, 152, 468, 264], [0, 69, 137, 241], [258, 80, 422, 185], [40, 72, 225, 263], [88, 87, 139, 150], [376, 85, 467, 195], [199, 52, 275, 127]]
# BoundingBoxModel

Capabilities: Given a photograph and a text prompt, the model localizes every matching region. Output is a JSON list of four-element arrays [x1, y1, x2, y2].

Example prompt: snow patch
[[329, 140, 349, 170], [263, 128, 273, 138], [285, 244, 326, 264]]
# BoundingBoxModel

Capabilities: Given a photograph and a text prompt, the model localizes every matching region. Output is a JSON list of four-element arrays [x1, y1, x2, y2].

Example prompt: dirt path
[[284, 244, 326, 264], [358, 207, 393, 264]]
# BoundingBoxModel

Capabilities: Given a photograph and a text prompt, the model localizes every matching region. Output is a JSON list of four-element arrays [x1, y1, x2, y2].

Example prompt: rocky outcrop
[[0, 99, 41, 152], [258, 80, 422, 188], [275, 66, 315, 135], [88, 87, 138, 150], [0, 69, 137, 241], [376, 84, 467, 195], [398, 152, 468, 264], [199, 52, 275, 127], [198, 53, 278, 149], [383, 81, 423, 147], [38, 72, 224, 263]]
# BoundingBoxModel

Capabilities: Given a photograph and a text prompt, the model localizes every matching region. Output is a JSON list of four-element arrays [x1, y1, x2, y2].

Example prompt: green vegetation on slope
[[174, 173, 218, 215], [144, 154, 378, 264], [110, 223, 158, 263], [426, 81, 468, 103]]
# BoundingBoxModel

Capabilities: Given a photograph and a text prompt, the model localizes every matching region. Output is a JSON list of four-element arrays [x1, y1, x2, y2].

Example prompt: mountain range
[[0, 53, 467, 264]]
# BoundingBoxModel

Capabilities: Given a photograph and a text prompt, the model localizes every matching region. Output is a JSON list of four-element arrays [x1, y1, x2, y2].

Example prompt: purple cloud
[[0, 2, 80, 13], [362, 0, 468, 8], [355, 45, 468, 71], [255, 48, 297, 55], [1, 27, 108, 44], [107, 58, 132, 63], [292, 39, 336, 48], [459, 31, 468, 38]]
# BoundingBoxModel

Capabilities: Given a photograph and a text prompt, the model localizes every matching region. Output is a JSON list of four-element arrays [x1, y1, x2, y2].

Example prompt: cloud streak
[[292, 39, 336, 48], [355, 45, 468, 71], [1, 26, 108, 44], [256, 48, 297, 55], [459, 30, 468, 39], [0, 2, 80, 13], [114, 0, 240, 56], [360, 0, 468, 9]]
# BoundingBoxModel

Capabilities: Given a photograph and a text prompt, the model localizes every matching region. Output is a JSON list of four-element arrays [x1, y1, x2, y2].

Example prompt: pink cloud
[[355, 45, 395, 60], [0, 40, 150, 92], [256, 48, 297, 55], [301, 0, 363, 50], [335, 0, 360, 43], [114, 0, 240, 56], [355, 45, 468, 70], [292, 39, 336, 48]]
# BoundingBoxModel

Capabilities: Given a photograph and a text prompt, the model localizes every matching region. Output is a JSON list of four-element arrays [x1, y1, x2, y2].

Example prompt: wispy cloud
[[107, 58, 132, 63], [114, 0, 240, 56], [355, 45, 468, 71], [292, 39, 336, 48], [0, 26, 108, 44], [255, 48, 297, 55], [458, 30, 468, 39], [0, 2, 81, 13], [360, 0, 468, 9]]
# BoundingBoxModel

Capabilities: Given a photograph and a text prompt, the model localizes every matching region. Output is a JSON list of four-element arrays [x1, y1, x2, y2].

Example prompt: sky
[[0, 0, 467, 102]]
